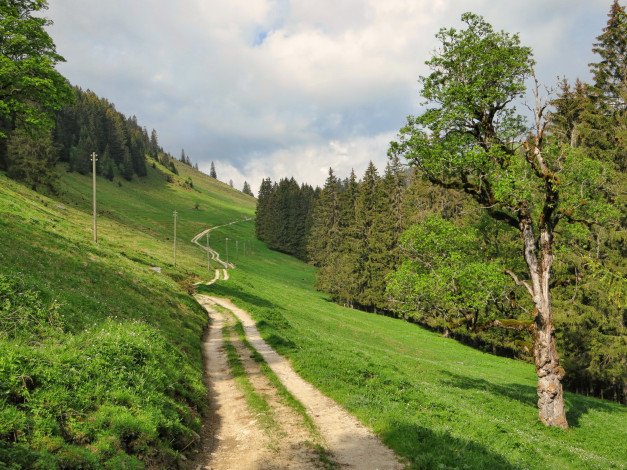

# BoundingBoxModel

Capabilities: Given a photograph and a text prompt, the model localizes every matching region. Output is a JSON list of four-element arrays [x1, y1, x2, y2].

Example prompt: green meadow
[[1, 159, 625, 469], [202, 229, 627, 469]]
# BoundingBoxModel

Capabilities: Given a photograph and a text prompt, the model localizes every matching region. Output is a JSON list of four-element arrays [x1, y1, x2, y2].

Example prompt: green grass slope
[[2, 157, 626, 470], [201, 238, 627, 469], [0, 160, 255, 469]]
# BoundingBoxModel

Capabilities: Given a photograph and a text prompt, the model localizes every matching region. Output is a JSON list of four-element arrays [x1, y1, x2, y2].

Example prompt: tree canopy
[[0, 0, 73, 139], [388, 12, 621, 429]]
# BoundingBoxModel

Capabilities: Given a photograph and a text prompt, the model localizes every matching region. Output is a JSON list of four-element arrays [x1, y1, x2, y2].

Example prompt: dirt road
[[190, 294, 404, 470], [188, 222, 403, 469]]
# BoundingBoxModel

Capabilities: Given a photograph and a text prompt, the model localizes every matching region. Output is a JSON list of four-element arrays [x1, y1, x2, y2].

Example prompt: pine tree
[[366, 156, 407, 312], [150, 129, 159, 157], [6, 129, 58, 192], [308, 169, 342, 294], [255, 178, 273, 241], [210, 161, 217, 178], [589, 0, 627, 111], [354, 162, 382, 310], [242, 181, 254, 196], [335, 169, 361, 307]]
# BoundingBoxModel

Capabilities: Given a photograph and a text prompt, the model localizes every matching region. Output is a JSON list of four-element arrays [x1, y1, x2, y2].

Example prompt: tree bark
[[521, 218, 569, 429]]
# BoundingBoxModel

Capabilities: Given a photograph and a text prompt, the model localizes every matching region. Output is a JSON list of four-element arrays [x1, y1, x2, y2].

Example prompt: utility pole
[[225, 237, 229, 267], [173, 211, 178, 267], [91, 152, 98, 243], [207, 231, 210, 272]]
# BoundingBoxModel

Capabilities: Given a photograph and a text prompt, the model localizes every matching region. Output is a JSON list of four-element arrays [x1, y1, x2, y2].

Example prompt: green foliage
[[55, 87, 155, 181], [0, 274, 62, 340], [255, 177, 316, 261], [5, 130, 58, 192], [242, 180, 254, 197], [387, 215, 510, 325], [589, 0, 627, 111], [0, 0, 73, 139]]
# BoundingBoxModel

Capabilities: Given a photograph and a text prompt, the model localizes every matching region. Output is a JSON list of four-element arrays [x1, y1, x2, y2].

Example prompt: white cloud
[[46, 0, 613, 190]]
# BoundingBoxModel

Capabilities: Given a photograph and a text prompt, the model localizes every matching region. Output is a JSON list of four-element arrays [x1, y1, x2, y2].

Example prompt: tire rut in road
[[190, 295, 336, 470]]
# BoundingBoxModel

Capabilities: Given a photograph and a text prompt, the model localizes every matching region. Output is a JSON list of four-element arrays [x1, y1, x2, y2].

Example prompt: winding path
[[190, 222, 405, 469], [191, 218, 248, 284]]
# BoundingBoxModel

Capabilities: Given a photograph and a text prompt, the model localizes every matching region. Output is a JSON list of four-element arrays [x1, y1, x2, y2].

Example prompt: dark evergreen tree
[[307, 168, 342, 288], [590, 0, 627, 111], [5, 129, 57, 191], [334, 169, 361, 307], [242, 181, 254, 196], [255, 178, 274, 241], [210, 161, 217, 178], [353, 162, 382, 310]]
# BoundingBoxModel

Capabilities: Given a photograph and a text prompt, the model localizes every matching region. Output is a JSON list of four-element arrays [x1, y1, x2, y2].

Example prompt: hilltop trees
[[242, 181, 254, 196], [54, 87, 151, 180]]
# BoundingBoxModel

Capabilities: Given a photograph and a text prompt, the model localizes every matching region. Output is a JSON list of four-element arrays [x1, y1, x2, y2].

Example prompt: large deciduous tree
[[389, 13, 616, 429], [0, 0, 73, 154]]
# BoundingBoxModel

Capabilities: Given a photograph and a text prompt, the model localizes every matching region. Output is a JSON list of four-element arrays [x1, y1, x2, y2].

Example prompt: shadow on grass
[[438, 370, 617, 428], [197, 282, 275, 309], [439, 370, 537, 407], [383, 422, 518, 469], [564, 392, 619, 428]]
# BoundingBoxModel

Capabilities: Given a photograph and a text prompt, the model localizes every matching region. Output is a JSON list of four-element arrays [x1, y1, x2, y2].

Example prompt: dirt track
[[190, 294, 404, 470], [188, 223, 404, 469]]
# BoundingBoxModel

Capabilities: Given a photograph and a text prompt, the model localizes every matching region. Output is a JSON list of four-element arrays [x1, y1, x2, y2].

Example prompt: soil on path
[[190, 294, 405, 470]]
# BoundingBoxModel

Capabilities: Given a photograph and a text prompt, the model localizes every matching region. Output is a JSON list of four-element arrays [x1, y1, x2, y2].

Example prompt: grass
[[199, 238, 627, 470], [0, 161, 255, 468], [2, 157, 625, 469]]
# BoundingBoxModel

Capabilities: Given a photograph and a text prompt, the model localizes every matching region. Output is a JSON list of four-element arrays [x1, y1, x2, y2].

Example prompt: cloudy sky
[[45, 0, 612, 194]]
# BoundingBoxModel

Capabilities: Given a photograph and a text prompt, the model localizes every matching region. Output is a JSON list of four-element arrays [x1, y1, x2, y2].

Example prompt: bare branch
[[505, 269, 534, 298]]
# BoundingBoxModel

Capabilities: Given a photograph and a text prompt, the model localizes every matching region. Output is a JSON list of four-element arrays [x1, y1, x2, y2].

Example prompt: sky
[[45, 0, 613, 195]]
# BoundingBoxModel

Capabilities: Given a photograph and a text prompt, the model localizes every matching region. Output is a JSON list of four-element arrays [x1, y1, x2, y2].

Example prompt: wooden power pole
[[91, 152, 98, 243], [173, 210, 178, 267]]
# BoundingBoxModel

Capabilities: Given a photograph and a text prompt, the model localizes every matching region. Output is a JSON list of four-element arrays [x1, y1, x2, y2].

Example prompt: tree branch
[[505, 269, 534, 298]]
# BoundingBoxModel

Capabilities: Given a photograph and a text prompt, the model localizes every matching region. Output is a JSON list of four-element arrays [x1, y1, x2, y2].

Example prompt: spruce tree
[[308, 169, 342, 293], [210, 161, 217, 178], [589, 0, 627, 111], [335, 169, 362, 307], [255, 178, 273, 241], [242, 181, 253, 196], [354, 162, 381, 310]]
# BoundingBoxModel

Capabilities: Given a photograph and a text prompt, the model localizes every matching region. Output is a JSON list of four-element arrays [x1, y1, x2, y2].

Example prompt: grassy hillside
[[0, 160, 255, 468], [2, 157, 626, 469]]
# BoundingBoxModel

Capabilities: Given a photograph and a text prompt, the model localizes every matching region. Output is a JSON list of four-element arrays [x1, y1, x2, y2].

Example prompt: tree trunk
[[521, 220, 569, 429]]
